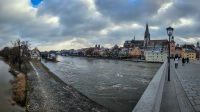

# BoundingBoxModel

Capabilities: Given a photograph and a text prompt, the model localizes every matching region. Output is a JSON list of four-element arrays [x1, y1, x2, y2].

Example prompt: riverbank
[[42, 55, 162, 112], [13, 73, 26, 106], [26, 60, 110, 112], [0, 59, 25, 112]]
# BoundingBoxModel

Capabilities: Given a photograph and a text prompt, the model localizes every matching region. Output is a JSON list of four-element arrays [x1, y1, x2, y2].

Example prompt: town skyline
[[1, 0, 200, 51]]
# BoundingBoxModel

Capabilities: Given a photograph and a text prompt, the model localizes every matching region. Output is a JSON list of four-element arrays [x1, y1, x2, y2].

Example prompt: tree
[[11, 39, 30, 71], [0, 47, 10, 59]]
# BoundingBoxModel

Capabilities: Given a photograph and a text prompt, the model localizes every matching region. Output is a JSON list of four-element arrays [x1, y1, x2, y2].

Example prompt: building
[[181, 44, 196, 60], [124, 37, 144, 49], [175, 46, 182, 58], [60, 50, 70, 56], [195, 42, 200, 59], [123, 23, 168, 54], [145, 51, 168, 62], [31, 48, 40, 60], [170, 36, 176, 57], [118, 47, 128, 58], [144, 40, 168, 62], [128, 47, 142, 58]]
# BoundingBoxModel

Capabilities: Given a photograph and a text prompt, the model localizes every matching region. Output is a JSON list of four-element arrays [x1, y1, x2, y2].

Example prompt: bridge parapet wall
[[133, 60, 167, 112]]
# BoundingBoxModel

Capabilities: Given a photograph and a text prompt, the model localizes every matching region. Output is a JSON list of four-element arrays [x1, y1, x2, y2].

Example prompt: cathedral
[[123, 23, 168, 50]]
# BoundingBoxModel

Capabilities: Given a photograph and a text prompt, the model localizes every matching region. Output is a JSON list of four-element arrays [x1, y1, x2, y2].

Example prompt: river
[[0, 58, 24, 112], [42, 56, 162, 112]]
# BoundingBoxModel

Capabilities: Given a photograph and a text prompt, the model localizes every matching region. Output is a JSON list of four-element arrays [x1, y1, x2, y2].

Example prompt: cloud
[[0, 0, 200, 51]]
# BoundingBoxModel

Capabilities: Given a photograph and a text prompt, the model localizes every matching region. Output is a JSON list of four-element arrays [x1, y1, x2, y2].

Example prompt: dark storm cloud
[[94, 0, 166, 24], [37, 0, 110, 37]]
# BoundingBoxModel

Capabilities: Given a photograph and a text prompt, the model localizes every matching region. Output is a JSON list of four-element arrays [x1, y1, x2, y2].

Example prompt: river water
[[42, 56, 162, 112], [0, 59, 24, 112]]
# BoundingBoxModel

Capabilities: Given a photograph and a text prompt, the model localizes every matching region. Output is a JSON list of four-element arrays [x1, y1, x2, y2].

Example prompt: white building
[[145, 51, 168, 62], [31, 48, 41, 60]]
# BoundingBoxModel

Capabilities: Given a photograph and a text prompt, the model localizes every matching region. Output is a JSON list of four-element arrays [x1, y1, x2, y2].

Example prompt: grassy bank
[[13, 73, 26, 106]]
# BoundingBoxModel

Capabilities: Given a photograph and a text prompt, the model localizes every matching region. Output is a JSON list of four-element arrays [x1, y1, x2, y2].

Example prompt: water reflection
[[0, 59, 24, 112], [42, 56, 162, 112]]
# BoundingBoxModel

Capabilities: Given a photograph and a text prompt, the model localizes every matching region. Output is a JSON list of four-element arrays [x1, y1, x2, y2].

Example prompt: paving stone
[[173, 61, 200, 111], [187, 93, 197, 97], [189, 91, 197, 94], [193, 96, 200, 100], [193, 105, 200, 111], [185, 88, 193, 92], [193, 88, 200, 91], [188, 97, 193, 100], [194, 100, 200, 105], [190, 100, 196, 106]]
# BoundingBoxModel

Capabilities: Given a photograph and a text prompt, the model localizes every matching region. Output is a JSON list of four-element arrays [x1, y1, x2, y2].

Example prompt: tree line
[[0, 39, 30, 73]]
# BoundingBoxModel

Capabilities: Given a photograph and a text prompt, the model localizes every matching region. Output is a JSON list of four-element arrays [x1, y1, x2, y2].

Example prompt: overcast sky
[[0, 0, 200, 51]]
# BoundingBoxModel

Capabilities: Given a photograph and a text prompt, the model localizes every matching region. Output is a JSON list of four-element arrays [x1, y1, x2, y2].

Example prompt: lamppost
[[166, 26, 174, 81]]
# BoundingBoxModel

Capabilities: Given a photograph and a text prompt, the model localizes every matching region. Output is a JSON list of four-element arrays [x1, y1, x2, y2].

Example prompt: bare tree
[[11, 39, 30, 71]]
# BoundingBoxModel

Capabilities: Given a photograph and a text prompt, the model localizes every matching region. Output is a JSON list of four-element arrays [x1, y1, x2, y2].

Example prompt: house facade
[[145, 51, 168, 62], [181, 44, 196, 60], [31, 48, 40, 60], [118, 47, 128, 58], [128, 47, 142, 58], [175, 46, 182, 58]]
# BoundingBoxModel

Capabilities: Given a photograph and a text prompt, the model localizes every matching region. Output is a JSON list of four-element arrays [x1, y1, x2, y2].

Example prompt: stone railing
[[132, 60, 167, 112]]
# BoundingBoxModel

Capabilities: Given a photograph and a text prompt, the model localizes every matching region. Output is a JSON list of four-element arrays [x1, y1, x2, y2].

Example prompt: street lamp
[[166, 26, 174, 81]]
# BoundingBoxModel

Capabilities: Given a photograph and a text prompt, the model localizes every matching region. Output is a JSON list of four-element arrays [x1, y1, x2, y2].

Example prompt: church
[[123, 23, 168, 50], [123, 23, 170, 62]]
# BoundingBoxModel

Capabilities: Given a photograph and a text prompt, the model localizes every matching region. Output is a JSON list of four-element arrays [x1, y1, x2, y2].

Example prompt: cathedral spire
[[144, 22, 150, 47], [146, 22, 149, 33]]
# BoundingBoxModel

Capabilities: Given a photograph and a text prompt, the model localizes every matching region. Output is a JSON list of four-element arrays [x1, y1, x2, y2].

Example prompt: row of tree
[[0, 39, 30, 73]]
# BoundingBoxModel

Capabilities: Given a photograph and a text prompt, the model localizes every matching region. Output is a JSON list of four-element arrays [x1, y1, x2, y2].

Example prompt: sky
[[0, 0, 200, 51]]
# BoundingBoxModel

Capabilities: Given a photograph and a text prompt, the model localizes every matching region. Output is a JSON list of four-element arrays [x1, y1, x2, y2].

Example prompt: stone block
[[187, 93, 197, 97], [189, 91, 197, 94], [193, 105, 200, 111], [193, 96, 200, 100], [188, 97, 193, 100], [190, 100, 195, 106], [194, 100, 200, 105], [193, 88, 200, 91]]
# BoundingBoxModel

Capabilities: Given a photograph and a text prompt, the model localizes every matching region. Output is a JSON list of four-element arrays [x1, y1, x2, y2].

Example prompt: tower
[[170, 36, 176, 57], [197, 42, 199, 47], [144, 23, 150, 47]]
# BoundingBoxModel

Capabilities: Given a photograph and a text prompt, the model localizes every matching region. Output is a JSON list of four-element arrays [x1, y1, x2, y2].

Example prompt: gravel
[[26, 61, 110, 112]]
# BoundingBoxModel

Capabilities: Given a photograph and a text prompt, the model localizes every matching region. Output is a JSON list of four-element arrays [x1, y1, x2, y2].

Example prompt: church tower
[[170, 36, 176, 57], [144, 23, 150, 47]]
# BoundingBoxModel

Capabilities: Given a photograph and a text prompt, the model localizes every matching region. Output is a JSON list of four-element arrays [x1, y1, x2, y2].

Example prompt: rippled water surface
[[42, 56, 162, 112]]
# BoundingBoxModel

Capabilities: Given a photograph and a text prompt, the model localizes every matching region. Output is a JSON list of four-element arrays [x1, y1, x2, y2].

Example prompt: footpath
[[160, 60, 200, 112], [26, 61, 109, 112]]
